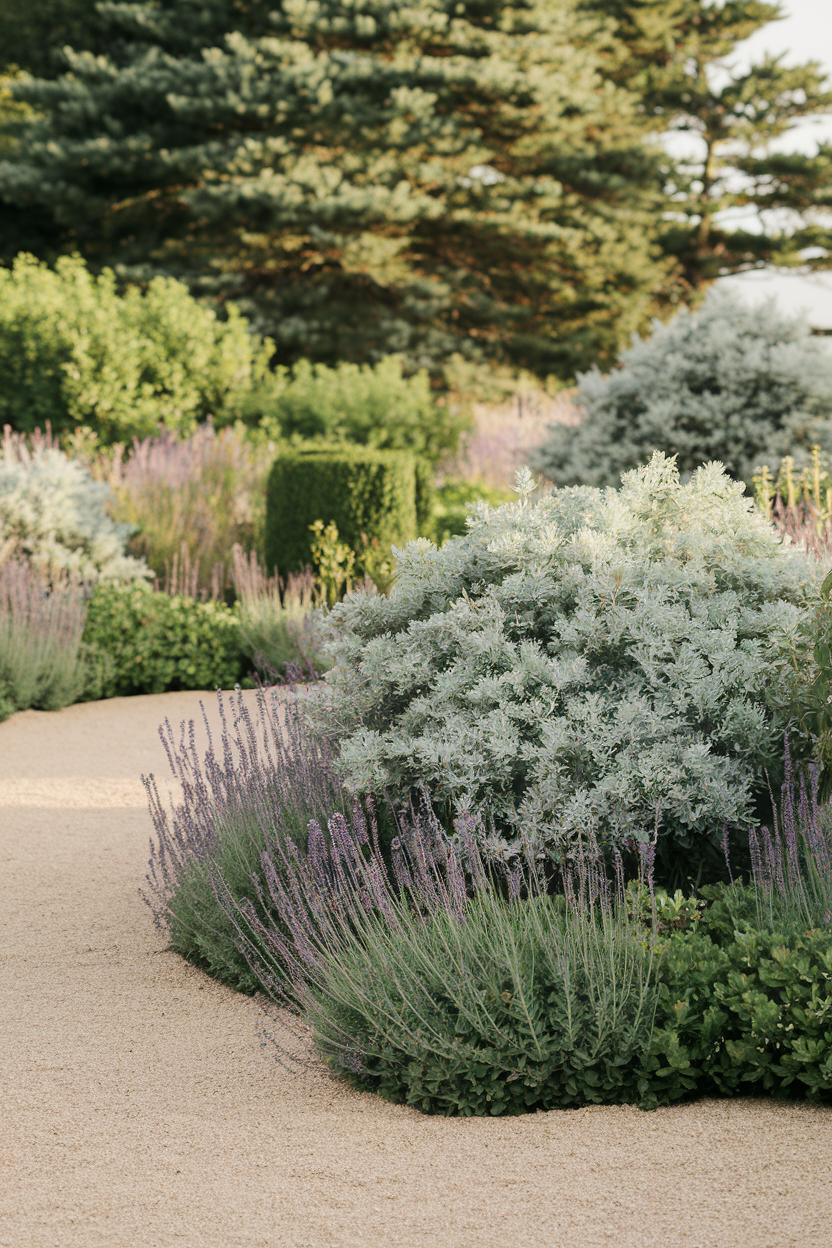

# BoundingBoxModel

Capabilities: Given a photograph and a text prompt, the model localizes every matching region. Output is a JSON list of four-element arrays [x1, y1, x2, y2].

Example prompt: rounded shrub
[[532, 291, 832, 488], [308, 889, 657, 1115], [0, 253, 273, 442], [265, 445, 419, 573], [82, 583, 243, 697], [259, 356, 466, 467], [306, 884, 832, 1113], [306, 453, 815, 865], [0, 432, 149, 583]]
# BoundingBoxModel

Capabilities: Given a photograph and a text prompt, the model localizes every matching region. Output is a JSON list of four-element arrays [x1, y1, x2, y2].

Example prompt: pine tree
[[588, 0, 832, 290], [0, 0, 674, 377], [0, 1, 102, 76]]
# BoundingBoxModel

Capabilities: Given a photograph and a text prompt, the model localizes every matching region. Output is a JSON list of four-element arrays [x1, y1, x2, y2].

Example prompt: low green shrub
[[82, 583, 243, 698], [0, 254, 274, 442], [258, 356, 466, 467], [429, 478, 513, 543], [265, 445, 418, 574], [648, 886, 832, 1103]]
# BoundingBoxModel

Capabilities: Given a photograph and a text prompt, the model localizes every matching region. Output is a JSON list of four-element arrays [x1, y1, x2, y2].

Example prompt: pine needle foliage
[[587, 0, 832, 288], [0, 0, 673, 377]]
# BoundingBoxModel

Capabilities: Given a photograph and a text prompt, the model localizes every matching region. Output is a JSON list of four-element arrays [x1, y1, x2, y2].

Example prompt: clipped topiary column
[[265, 445, 419, 572]]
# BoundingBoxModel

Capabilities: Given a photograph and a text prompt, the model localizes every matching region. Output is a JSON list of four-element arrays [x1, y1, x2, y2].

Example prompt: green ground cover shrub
[[265, 445, 419, 574], [0, 255, 273, 442], [306, 453, 815, 868], [0, 429, 149, 583], [83, 583, 243, 698], [533, 292, 832, 488], [650, 898, 832, 1103], [259, 357, 465, 467], [304, 881, 832, 1113]]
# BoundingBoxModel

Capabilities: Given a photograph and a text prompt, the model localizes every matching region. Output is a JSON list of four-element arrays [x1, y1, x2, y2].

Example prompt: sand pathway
[[2, 691, 832, 1248]]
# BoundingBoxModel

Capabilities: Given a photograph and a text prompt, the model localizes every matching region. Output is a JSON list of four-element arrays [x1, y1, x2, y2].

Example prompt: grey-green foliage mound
[[305, 454, 814, 860], [533, 291, 832, 488], [0, 436, 149, 583]]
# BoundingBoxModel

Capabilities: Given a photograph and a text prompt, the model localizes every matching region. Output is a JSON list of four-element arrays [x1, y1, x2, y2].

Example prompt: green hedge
[[265, 445, 420, 573], [257, 356, 466, 467], [82, 583, 244, 697], [413, 456, 436, 537]]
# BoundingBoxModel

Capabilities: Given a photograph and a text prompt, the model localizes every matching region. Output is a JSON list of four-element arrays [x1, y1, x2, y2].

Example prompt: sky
[[720, 0, 832, 326]]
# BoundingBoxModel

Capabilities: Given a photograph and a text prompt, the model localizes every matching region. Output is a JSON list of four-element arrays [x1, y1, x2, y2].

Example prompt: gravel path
[[2, 691, 832, 1248]]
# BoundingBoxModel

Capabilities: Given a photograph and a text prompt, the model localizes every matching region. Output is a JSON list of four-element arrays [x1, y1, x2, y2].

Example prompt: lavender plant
[[0, 560, 87, 716], [215, 808, 660, 1115], [145, 694, 832, 1111], [745, 747, 832, 932], [144, 688, 353, 990]]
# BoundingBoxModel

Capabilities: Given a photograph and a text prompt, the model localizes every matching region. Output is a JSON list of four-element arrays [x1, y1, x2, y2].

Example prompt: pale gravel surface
[[2, 692, 832, 1248]]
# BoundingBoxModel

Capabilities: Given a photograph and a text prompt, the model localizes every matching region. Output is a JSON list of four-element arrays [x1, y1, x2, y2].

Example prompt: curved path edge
[[2, 692, 831, 1248]]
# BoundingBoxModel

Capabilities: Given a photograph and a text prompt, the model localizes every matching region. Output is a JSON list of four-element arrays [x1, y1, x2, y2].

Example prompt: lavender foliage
[[0, 559, 87, 715], [144, 687, 348, 989], [745, 742, 832, 930], [209, 797, 659, 1115]]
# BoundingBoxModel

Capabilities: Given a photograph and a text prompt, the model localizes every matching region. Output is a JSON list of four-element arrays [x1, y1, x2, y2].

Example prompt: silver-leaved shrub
[[305, 454, 814, 859], [0, 435, 149, 583], [532, 291, 832, 488]]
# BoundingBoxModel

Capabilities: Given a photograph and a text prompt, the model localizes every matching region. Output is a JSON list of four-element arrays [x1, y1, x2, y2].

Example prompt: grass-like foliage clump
[[144, 689, 353, 991], [0, 560, 87, 718], [222, 812, 659, 1115], [306, 452, 814, 867]]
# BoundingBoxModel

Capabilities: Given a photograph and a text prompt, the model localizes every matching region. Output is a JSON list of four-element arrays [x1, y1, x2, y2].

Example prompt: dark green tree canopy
[[0, 0, 672, 377], [587, 0, 832, 290]]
